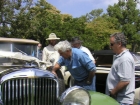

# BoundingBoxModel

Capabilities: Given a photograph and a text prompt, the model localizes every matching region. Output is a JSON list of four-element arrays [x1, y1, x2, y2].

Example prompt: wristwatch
[[86, 81, 91, 85]]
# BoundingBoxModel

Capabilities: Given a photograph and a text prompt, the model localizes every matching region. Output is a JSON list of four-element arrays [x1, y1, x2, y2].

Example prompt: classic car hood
[[0, 51, 47, 70]]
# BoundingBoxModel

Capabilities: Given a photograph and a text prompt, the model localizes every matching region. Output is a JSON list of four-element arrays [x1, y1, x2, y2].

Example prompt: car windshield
[[0, 43, 37, 57]]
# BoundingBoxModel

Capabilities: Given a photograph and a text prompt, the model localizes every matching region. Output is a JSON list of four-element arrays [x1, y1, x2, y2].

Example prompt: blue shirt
[[57, 48, 96, 81]]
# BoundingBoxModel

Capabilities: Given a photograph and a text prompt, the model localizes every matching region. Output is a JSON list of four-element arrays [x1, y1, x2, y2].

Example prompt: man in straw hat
[[42, 33, 60, 65]]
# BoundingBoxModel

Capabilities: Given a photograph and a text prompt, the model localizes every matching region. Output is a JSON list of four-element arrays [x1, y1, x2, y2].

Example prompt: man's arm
[[110, 81, 129, 97], [51, 63, 61, 76], [86, 70, 96, 84], [110, 61, 132, 97]]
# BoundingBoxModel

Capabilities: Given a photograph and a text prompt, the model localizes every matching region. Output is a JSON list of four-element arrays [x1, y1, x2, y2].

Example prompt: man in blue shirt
[[51, 40, 96, 91]]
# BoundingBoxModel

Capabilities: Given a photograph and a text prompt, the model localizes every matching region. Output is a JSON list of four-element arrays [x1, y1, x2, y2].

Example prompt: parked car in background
[[0, 38, 119, 105], [93, 50, 140, 105]]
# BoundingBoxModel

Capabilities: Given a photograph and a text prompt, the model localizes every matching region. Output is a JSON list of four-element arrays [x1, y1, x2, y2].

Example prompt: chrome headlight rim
[[60, 86, 91, 105]]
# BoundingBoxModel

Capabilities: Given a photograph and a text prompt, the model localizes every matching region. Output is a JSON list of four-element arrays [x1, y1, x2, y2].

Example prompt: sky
[[46, 0, 140, 18], [46, 0, 119, 18]]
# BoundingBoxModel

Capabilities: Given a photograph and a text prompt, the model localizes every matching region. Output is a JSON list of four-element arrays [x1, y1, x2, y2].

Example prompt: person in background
[[105, 32, 135, 105], [51, 40, 96, 91], [42, 33, 60, 66], [37, 43, 42, 60], [71, 37, 95, 63]]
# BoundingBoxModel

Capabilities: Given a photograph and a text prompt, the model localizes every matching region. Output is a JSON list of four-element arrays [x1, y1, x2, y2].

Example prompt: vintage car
[[0, 37, 119, 105], [93, 50, 140, 105]]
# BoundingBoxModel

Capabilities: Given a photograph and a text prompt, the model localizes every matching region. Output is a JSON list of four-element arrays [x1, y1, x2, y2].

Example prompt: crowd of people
[[37, 32, 136, 105]]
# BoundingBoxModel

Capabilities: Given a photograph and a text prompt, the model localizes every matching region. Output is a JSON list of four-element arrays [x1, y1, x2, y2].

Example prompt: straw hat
[[46, 33, 60, 40]]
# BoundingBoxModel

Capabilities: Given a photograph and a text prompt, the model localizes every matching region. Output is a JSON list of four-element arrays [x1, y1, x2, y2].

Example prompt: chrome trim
[[60, 86, 90, 103], [1, 68, 57, 83], [0, 68, 60, 105], [10, 44, 13, 52]]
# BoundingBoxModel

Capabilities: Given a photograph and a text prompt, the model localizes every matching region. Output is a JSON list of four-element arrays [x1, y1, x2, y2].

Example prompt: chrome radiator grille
[[1, 78, 59, 105]]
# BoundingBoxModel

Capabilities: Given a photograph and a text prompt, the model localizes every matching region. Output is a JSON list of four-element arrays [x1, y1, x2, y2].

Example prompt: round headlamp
[[40, 63, 47, 70], [60, 86, 90, 105]]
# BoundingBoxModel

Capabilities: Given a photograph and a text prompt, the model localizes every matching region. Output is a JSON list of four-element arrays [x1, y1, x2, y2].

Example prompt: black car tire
[[56, 69, 65, 95], [58, 78, 65, 96]]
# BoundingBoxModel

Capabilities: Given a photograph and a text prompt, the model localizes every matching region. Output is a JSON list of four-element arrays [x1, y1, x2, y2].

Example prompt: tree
[[60, 16, 86, 41], [85, 16, 119, 50], [0, 0, 33, 37], [107, 0, 140, 52], [25, 0, 62, 46], [82, 9, 104, 22], [79, 9, 119, 51]]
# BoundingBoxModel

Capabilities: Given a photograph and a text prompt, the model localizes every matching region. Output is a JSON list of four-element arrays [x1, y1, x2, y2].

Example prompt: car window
[[13, 43, 37, 57], [0, 42, 38, 57], [94, 55, 113, 67], [0, 43, 11, 51]]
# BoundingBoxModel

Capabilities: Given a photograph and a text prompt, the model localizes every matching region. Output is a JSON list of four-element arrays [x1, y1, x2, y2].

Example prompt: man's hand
[[51, 70, 57, 77], [86, 70, 95, 85], [110, 90, 117, 99], [109, 81, 129, 99], [51, 63, 61, 77], [86, 80, 92, 85], [47, 66, 53, 71]]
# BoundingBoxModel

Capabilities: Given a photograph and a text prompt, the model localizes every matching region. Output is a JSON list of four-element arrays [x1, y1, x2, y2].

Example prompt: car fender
[[88, 91, 119, 105]]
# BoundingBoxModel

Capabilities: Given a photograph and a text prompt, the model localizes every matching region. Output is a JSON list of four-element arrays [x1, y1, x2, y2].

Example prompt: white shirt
[[80, 46, 95, 61], [42, 44, 60, 65]]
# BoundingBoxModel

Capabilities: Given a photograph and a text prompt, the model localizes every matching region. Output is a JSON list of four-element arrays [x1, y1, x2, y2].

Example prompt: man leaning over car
[[51, 40, 96, 91]]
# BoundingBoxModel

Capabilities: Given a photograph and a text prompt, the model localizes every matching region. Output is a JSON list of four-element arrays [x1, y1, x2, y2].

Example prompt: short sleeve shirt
[[57, 48, 96, 81], [42, 44, 60, 65], [106, 49, 135, 104]]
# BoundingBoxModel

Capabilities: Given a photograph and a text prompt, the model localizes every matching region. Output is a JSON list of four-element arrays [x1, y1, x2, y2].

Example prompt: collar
[[116, 49, 129, 58], [79, 45, 83, 49], [48, 44, 54, 47]]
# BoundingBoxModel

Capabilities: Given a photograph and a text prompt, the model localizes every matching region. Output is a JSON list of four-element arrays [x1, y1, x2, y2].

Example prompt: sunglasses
[[110, 43, 115, 46]]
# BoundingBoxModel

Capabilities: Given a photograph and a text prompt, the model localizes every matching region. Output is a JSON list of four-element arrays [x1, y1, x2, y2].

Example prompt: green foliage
[[85, 16, 119, 50], [0, 0, 140, 52], [84, 9, 104, 22], [60, 17, 86, 41], [107, 0, 140, 52], [0, 0, 33, 37]]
